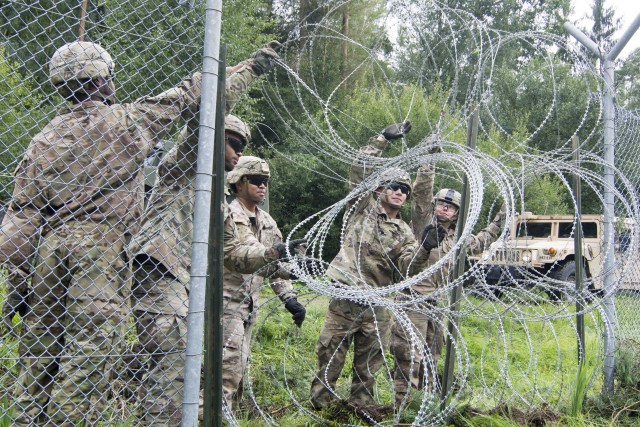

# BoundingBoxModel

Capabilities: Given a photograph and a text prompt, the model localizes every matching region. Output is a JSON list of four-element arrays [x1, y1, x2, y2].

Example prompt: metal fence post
[[182, 0, 223, 424], [440, 105, 479, 411], [203, 44, 226, 427], [564, 13, 640, 393], [572, 135, 586, 362]]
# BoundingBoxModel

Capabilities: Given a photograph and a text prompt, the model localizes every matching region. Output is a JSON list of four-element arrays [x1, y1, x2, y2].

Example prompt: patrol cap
[[434, 188, 461, 208], [50, 41, 114, 85], [225, 114, 251, 144], [227, 156, 270, 185]]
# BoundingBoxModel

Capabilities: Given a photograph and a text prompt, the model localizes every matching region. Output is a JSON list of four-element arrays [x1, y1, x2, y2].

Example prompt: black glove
[[289, 258, 317, 280], [381, 120, 411, 141], [284, 298, 306, 327], [2, 291, 28, 337], [427, 143, 442, 154], [421, 224, 446, 251], [251, 41, 282, 76], [273, 239, 307, 260]]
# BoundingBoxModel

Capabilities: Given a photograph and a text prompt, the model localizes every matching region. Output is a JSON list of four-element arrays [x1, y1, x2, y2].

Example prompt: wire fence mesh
[[1, 0, 640, 426], [0, 1, 209, 425]]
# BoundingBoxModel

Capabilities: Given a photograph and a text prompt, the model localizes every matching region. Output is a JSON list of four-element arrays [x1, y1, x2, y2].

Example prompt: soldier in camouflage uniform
[[0, 41, 205, 426], [309, 121, 431, 410], [127, 44, 304, 425], [390, 160, 504, 405], [223, 156, 306, 406]]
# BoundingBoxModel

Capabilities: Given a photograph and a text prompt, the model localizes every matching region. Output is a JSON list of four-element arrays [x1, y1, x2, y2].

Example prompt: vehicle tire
[[547, 261, 577, 300]]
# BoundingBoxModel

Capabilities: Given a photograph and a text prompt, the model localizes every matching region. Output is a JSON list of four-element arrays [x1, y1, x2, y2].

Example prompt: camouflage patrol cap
[[379, 167, 412, 189], [50, 41, 114, 84], [227, 156, 270, 185], [225, 114, 251, 144], [434, 188, 461, 208]]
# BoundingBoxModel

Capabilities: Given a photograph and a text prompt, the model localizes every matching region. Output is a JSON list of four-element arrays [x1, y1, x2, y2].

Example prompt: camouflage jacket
[[129, 63, 280, 284], [409, 163, 500, 295], [223, 199, 295, 317], [326, 135, 429, 290], [0, 73, 203, 293]]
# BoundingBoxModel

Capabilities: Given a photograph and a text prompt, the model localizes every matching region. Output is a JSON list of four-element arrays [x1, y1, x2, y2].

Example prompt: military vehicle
[[468, 212, 639, 298]]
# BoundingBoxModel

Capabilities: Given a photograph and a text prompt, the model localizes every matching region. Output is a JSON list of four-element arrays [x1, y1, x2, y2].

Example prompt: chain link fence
[[614, 106, 640, 345], [0, 1, 209, 425]]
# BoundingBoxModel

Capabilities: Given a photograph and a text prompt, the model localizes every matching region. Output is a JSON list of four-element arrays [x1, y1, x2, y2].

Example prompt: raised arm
[[160, 42, 282, 182], [410, 163, 435, 237], [465, 204, 505, 255], [350, 121, 412, 190]]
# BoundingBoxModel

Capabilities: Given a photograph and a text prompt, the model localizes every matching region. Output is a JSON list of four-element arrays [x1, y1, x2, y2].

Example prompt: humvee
[[468, 212, 640, 297]]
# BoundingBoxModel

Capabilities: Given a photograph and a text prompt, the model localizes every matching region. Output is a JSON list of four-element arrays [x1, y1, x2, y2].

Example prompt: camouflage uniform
[[222, 199, 296, 404], [390, 163, 501, 402], [127, 64, 281, 425], [0, 51, 203, 425], [310, 135, 429, 409]]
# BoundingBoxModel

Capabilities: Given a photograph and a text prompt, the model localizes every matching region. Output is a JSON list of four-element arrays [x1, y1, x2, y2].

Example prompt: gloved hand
[[284, 298, 306, 327], [427, 143, 442, 154], [289, 258, 318, 280], [492, 204, 506, 226], [421, 224, 446, 251], [251, 41, 282, 76], [1, 291, 28, 337], [273, 239, 307, 260], [381, 120, 411, 141]]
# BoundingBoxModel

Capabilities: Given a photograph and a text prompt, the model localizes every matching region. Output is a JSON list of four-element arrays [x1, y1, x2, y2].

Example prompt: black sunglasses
[[226, 135, 246, 154], [245, 175, 269, 186], [386, 182, 411, 195]]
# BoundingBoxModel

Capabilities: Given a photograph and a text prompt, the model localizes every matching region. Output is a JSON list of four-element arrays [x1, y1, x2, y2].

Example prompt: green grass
[[241, 289, 640, 426], [2, 276, 640, 426]]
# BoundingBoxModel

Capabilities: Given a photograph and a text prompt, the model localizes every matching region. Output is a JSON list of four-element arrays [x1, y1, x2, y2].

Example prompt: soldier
[[309, 121, 430, 410], [390, 160, 504, 406], [0, 41, 204, 426], [128, 44, 304, 425], [223, 156, 306, 407]]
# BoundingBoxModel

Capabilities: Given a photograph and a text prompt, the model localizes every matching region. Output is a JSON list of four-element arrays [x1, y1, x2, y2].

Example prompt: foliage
[[617, 47, 640, 111], [269, 152, 346, 261], [522, 175, 571, 215], [393, 0, 571, 108], [486, 55, 601, 154], [570, 361, 590, 416], [0, 45, 52, 201], [96, 0, 275, 102], [0, 0, 81, 89], [253, 0, 393, 151], [587, 0, 622, 54]]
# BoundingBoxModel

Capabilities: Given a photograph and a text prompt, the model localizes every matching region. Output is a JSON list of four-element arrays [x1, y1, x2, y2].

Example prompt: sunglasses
[[386, 182, 411, 195], [245, 175, 269, 186], [436, 200, 457, 210], [226, 135, 246, 154]]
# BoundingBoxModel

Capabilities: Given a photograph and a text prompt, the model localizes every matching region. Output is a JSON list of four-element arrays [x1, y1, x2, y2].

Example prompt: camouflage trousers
[[131, 259, 188, 427], [310, 298, 391, 409], [221, 309, 255, 406], [390, 297, 443, 404], [13, 223, 130, 427]]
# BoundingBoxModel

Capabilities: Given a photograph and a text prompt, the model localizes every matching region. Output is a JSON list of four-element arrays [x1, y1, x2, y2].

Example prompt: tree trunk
[[340, 5, 350, 83]]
